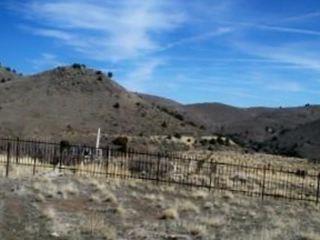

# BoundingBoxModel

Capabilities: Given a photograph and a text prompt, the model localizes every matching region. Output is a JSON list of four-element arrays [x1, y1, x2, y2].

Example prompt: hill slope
[[268, 119, 320, 161], [140, 96, 320, 161], [0, 64, 319, 160], [0, 65, 199, 143]]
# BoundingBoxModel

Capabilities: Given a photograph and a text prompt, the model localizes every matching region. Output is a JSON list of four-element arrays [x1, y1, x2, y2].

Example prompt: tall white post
[[96, 128, 102, 165], [96, 128, 101, 149]]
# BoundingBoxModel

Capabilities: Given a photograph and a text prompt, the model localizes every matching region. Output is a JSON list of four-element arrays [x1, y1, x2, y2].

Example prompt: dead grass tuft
[[89, 194, 101, 203], [81, 211, 117, 240], [160, 208, 179, 220], [60, 182, 79, 196], [143, 193, 164, 202], [191, 189, 209, 199], [203, 201, 214, 210], [114, 205, 126, 216], [299, 232, 320, 240], [34, 193, 45, 202], [42, 206, 56, 220], [222, 191, 234, 200], [101, 191, 117, 204], [177, 200, 200, 214], [184, 223, 207, 237], [200, 215, 225, 228]]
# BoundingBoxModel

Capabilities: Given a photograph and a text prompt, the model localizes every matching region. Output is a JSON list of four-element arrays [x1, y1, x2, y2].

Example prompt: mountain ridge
[[0, 64, 319, 161]]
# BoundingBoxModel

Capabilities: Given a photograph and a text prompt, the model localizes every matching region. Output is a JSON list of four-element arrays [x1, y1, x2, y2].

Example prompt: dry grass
[[183, 223, 207, 237], [298, 232, 320, 240], [0, 171, 319, 239], [191, 189, 209, 199], [161, 208, 179, 220], [177, 200, 200, 213], [41, 206, 56, 220], [81, 211, 117, 240], [2, 148, 318, 205], [200, 215, 225, 228], [1, 150, 320, 239]]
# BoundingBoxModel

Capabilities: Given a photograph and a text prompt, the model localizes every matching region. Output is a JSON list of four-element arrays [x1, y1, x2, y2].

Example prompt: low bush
[[113, 103, 120, 109], [112, 137, 128, 152], [174, 133, 181, 139], [72, 63, 86, 69], [161, 121, 168, 128], [107, 72, 113, 78]]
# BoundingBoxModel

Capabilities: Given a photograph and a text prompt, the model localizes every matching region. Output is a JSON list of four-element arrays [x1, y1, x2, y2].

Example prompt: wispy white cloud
[[257, 24, 320, 36], [22, 0, 185, 61], [221, 20, 320, 36], [266, 81, 303, 93], [123, 59, 164, 92], [29, 53, 65, 72], [159, 27, 233, 52], [233, 39, 320, 71], [283, 11, 320, 22]]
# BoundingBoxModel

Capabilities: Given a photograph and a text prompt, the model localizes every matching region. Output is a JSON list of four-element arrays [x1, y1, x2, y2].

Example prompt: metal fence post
[[59, 142, 63, 172], [208, 159, 213, 191], [105, 147, 110, 178], [261, 165, 267, 200], [33, 157, 37, 175], [156, 152, 161, 184], [15, 137, 20, 164], [6, 142, 11, 177], [316, 173, 320, 205]]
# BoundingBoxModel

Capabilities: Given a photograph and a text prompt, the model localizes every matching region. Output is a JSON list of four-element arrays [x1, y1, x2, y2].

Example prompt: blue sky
[[0, 0, 320, 107]]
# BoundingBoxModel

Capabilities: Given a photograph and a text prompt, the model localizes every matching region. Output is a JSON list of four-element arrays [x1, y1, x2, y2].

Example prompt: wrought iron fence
[[0, 137, 319, 203]]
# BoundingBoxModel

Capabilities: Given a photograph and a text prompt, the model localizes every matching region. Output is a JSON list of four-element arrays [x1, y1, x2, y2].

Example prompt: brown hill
[[140, 97, 320, 161], [1, 64, 319, 160], [0, 65, 199, 144], [0, 66, 20, 83], [265, 119, 320, 162]]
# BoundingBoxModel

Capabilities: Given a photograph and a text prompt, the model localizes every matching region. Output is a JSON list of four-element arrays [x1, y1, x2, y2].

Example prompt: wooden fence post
[[261, 165, 267, 200], [316, 173, 320, 205], [6, 142, 11, 177]]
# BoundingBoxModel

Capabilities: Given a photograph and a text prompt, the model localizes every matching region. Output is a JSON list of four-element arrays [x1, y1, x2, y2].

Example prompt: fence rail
[[0, 137, 319, 203]]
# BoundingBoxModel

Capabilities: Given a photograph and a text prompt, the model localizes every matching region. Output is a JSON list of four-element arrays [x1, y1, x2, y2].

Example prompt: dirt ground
[[0, 169, 319, 240]]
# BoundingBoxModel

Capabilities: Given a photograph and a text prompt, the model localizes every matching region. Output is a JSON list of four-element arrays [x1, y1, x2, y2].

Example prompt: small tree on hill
[[107, 72, 113, 78]]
